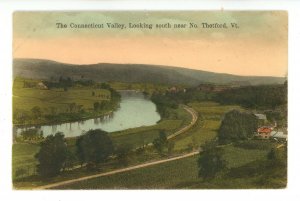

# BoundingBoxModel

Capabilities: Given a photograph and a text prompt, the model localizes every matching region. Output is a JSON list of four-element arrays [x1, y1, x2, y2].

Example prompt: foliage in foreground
[[198, 141, 226, 180], [35, 132, 68, 178], [76, 129, 114, 169]]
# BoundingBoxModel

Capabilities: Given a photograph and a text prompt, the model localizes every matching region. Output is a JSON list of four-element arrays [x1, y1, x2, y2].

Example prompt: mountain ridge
[[13, 58, 285, 86]]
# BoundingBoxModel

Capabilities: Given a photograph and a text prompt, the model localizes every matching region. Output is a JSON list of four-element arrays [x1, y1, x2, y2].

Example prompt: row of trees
[[151, 93, 178, 118], [35, 129, 176, 178], [44, 76, 96, 89], [214, 83, 287, 109], [35, 129, 114, 178]]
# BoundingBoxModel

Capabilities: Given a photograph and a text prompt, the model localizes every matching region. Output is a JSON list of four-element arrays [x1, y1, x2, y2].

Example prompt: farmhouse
[[256, 126, 273, 139], [255, 126, 288, 141], [36, 82, 48, 90]]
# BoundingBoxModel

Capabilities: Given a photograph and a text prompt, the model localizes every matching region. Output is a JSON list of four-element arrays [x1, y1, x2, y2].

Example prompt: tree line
[[214, 83, 287, 110], [35, 129, 115, 178]]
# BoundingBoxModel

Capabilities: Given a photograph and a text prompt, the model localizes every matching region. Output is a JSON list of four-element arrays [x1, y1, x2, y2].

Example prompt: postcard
[[12, 11, 287, 189]]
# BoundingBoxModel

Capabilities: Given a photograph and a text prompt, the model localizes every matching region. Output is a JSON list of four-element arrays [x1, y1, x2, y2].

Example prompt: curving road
[[33, 105, 199, 190], [167, 105, 198, 140]]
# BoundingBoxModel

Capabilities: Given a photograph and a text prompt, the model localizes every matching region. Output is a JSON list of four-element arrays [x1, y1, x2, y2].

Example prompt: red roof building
[[256, 126, 273, 139]]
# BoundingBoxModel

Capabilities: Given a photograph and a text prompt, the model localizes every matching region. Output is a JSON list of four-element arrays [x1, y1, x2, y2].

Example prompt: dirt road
[[34, 151, 199, 190], [167, 105, 198, 140]]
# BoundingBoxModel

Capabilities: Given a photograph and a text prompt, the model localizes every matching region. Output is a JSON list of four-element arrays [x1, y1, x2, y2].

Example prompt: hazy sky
[[13, 11, 287, 77]]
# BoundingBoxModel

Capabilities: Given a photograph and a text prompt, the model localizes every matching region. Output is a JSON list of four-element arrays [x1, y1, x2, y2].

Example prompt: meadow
[[172, 101, 242, 151], [56, 143, 272, 189], [13, 77, 112, 125]]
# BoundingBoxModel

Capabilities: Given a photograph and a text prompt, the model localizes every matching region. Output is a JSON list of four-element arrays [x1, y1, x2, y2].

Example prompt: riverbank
[[15, 91, 163, 138], [13, 77, 121, 128], [13, 110, 115, 128]]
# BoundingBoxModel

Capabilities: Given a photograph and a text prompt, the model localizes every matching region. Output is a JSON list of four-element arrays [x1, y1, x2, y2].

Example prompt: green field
[[57, 155, 199, 189], [172, 102, 242, 151], [13, 77, 112, 125], [56, 144, 271, 189], [12, 143, 40, 178]]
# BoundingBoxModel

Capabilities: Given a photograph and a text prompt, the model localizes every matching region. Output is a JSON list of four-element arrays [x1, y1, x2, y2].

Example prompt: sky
[[13, 11, 288, 77]]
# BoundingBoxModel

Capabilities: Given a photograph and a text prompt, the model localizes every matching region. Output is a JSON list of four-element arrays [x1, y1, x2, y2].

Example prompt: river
[[16, 91, 161, 138]]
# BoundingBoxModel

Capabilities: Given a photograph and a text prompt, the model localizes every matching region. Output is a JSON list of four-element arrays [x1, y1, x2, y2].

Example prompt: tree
[[35, 132, 68, 178], [218, 110, 258, 144], [20, 128, 41, 141], [93, 102, 100, 111], [76, 129, 114, 169], [63, 150, 77, 171], [267, 148, 278, 161], [198, 141, 226, 180], [100, 83, 111, 89], [115, 144, 132, 166], [267, 148, 281, 166], [153, 130, 168, 155]]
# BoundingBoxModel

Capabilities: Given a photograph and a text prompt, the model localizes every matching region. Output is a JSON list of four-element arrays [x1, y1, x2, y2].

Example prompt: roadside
[[34, 151, 199, 190]]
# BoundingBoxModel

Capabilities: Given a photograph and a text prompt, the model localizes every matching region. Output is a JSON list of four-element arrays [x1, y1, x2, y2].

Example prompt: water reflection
[[16, 91, 161, 138]]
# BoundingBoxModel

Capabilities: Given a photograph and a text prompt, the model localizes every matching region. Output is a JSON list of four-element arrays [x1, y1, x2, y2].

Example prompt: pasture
[[56, 143, 270, 189], [13, 77, 111, 125], [172, 101, 242, 151]]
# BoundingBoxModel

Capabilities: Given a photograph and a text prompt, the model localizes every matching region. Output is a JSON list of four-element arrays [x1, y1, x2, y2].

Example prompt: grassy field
[[57, 155, 199, 189], [172, 102, 242, 151], [222, 145, 269, 168], [12, 143, 40, 178], [56, 144, 271, 189], [13, 77, 112, 125]]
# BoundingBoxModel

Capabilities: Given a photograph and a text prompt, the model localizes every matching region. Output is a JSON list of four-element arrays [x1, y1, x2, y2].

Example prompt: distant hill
[[13, 58, 286, 86]]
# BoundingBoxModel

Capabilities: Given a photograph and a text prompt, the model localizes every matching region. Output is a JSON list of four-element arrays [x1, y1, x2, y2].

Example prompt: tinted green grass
[[12, 143, 40, 179], [57, 155, 199, 189], [173, 101, 241, 151], [13, 77, 111, 125], [56, 144, 274, 189]]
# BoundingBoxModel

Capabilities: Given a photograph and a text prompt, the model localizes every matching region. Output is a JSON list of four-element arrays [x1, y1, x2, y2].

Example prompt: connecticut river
[[16, 91, 161, 138]]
